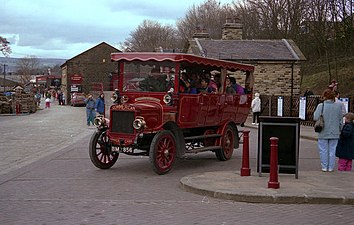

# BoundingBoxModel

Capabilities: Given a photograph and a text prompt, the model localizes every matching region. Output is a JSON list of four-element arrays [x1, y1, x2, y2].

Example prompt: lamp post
[[3, 64, 7, 92]]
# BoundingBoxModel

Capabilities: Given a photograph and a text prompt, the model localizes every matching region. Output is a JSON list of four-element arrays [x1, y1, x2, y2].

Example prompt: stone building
[[188, 18, 306, 96], [61, 42, 120, 103]]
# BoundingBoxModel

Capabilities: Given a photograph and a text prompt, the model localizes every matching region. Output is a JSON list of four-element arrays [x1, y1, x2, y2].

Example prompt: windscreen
[[122, 61, 176, 93]]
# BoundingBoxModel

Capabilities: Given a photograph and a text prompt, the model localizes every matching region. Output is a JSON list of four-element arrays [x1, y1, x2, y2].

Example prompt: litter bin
[[257, 116, 300, 179]]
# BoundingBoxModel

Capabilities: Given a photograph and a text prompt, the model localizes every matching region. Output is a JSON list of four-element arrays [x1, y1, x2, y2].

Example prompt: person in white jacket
[[251, 93, 261, 125]]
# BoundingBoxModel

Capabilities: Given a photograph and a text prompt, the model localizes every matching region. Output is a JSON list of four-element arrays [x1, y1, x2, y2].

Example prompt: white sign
[[277, 96, 283, 117], [299, 97, 306, 120], [339, 98, 349, 113], [71, 85, 79, 92]]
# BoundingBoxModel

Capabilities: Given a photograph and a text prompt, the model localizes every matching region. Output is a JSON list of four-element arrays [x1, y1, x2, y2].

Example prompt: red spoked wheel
[[89, 131, 118, 169], [215, 125, 235, 161], [149, 130, 176, 175]]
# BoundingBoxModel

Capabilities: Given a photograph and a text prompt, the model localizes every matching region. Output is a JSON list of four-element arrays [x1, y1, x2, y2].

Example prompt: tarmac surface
[[1, 100, 353, 206], [1, 99, 354, 224]]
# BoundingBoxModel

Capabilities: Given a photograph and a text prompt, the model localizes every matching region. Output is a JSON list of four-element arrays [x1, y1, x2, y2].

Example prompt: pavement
[[1, 101, 354, 206], [180, 119, 354, 205]]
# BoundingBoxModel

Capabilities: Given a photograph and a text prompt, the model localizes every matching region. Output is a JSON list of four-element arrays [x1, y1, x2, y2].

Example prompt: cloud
[[0, 0, 231, 58]]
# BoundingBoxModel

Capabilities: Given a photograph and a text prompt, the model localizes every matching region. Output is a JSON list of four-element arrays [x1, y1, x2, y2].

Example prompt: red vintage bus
[[89, 52, 255, 174]]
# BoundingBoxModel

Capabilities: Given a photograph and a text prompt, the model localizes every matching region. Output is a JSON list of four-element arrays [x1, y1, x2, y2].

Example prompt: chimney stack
[[192, 26, 210, 39], [222, 17, 243, 40]]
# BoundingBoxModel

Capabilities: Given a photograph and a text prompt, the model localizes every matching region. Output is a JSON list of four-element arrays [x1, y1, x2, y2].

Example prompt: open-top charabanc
[[89, 52, 255, 174]]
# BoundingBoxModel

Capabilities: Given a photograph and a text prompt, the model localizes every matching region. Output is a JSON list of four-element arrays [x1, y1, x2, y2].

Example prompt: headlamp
[[133, 117, 146, 130]]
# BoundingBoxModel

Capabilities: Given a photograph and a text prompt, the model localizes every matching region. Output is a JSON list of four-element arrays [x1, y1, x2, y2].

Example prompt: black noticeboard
[[257, 116, 300, 179]]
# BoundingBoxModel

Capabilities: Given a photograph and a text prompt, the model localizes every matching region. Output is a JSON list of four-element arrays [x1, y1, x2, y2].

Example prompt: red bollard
[[240, 130, 251, 176], [16, 103, 20, 114], [268, 137, 280, 189]]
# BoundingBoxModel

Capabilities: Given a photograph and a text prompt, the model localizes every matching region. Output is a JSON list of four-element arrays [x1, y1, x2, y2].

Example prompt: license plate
[[120, 147, 133, 154]]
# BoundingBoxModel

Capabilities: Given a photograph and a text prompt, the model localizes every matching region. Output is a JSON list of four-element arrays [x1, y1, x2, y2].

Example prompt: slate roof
[[192, 39, 306, 62], [0, 77, 20, 87], [61, 42, 120, 67]]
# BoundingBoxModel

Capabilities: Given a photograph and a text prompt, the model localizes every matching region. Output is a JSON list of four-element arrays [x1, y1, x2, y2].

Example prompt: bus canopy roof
[[111, 52, 254, 73]]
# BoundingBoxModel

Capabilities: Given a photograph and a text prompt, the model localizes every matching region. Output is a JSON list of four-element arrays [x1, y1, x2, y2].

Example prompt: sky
[[1, 0, 233, 59]]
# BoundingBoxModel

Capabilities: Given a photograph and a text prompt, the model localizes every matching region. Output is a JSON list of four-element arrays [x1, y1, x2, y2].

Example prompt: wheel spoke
[[216, 126, 235, 161], [89, 131, 118, 169], [149, 131, 176, 174]]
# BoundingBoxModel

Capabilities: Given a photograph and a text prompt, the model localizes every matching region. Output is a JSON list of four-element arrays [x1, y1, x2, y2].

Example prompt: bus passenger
[[208, 76, 218, 93], [179, 79, 187, 93], [199, 78, 215, 93], [184, 79, 197, 94], [229, 77, 245, 94], [225, 77, 236, 94]]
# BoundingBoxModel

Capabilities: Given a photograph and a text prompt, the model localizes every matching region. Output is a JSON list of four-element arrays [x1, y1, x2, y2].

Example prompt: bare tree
[[176, 0, 229, 47], [232, 0, 307, 40], [232, 0, 264, 39], [16, 56, 40, 84], [122, 20, 181, 52], [328, 0, 354, 57], [0, 36, 11, 56]]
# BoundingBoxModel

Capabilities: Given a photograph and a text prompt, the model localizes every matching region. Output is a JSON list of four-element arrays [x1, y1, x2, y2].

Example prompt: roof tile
[[196, 39, 305, 61]]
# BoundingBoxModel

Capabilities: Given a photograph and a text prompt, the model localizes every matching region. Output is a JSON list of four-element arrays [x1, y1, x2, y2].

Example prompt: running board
[[186, 146, 222, 154], [184, 134, 222, 141]]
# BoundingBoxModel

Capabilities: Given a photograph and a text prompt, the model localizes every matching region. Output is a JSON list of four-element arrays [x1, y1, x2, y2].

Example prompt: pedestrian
[[85, 94, 96, 126], [35, 92, 41, 107], [62, 92, 65, 105], [303, 87, 314, 97], [328, 79, 338, 91], [95, 93, 105, 116], [251, 92, 261, 125], [45, 91, 51, 108], [335, 112, 354, 171], [57, 91, 63, 105], [313, 89, 343, 172], [51, 90, 56, 103]]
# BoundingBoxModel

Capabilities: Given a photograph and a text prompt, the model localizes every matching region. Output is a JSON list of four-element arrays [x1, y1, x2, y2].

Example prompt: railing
[[259, 95, 354, 126]]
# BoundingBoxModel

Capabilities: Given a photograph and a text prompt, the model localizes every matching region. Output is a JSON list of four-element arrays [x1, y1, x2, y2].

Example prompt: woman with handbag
[[313, 89, 343, 172]]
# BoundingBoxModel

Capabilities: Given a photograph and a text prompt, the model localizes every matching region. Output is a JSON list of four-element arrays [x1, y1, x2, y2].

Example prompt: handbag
[[314, 103, 324, 133]]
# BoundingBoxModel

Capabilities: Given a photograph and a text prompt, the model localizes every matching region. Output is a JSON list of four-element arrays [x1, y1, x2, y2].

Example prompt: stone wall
[[227, 62, 301, 96], [62, 43, 118, 103], [252, 62, 301, 96]]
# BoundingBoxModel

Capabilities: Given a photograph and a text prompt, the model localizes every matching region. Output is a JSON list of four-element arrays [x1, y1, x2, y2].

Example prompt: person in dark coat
[[303, 87, 314, 97], [95, 93, 105, 115], [335, 112, 354, 171]]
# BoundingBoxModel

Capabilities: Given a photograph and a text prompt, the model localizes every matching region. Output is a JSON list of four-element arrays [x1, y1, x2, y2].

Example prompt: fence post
[[268, 95, 272, 116]]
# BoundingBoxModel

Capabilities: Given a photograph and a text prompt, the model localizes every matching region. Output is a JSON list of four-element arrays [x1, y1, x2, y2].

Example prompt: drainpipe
[[290, 63, 294, 117]]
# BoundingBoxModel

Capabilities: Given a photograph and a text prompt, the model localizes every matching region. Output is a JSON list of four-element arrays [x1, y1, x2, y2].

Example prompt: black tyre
[[149, 130, 176, 175], [215, 125, 235, 161], [89, 131, 118, 169]]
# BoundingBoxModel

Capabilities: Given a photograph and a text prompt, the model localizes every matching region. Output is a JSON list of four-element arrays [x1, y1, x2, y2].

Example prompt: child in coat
[[335, 112, 354, 171]]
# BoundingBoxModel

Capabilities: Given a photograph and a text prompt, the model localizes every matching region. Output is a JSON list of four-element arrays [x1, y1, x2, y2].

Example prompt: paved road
[[0, 101, 92, 176], [0, 102, 353, 225]]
